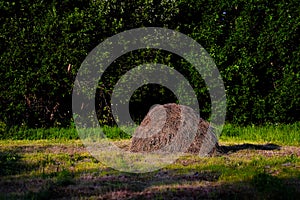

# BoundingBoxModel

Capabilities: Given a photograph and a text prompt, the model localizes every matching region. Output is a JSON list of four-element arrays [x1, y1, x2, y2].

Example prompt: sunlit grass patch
[[2, 122, 299, 147], [221, 122, 300, 146]]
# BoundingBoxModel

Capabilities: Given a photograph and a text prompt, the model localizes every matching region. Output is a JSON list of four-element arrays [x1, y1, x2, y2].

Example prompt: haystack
[[130, 103, 219, 156]]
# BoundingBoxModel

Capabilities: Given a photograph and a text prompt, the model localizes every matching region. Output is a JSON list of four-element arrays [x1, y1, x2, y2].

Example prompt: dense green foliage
[[1, 0, 299, 129]]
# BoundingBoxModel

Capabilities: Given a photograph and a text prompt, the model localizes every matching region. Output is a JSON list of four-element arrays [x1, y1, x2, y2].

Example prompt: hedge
[[1, 0, 299, 129]]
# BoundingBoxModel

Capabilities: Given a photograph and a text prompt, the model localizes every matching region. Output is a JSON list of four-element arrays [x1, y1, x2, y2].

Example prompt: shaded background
[[1, 0, 299, 130]]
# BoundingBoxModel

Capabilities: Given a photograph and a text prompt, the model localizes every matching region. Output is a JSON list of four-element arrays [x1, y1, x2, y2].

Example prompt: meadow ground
[[0, 124, 299, 199]]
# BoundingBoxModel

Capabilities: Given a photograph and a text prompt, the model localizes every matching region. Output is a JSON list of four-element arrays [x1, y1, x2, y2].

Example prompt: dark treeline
[[1, 0, 299, 130]]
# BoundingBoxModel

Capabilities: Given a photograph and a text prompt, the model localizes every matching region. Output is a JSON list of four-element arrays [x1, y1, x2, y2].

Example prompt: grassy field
[[0, 123, 299, 199], [221, 123, 300, 146], [2, 123, 300, 146]]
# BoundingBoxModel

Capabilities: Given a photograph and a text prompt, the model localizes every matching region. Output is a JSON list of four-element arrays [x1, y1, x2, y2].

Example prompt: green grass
[[1, 122, 299, 146], [221, 122, 300, 146], [0, 125, 133, 141], [1, 126, 79, 140]]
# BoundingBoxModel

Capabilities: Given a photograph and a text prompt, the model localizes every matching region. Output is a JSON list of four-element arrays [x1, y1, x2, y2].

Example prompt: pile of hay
[[130, 103, 219, 156]]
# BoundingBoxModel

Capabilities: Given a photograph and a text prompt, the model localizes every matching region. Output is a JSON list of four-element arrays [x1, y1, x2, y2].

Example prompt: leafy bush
[[0, 121, 6, 136], [1, 0, 299, 129]]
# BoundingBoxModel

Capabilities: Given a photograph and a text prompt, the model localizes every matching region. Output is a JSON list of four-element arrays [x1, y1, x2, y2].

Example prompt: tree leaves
[[1, 0, 299, 128]]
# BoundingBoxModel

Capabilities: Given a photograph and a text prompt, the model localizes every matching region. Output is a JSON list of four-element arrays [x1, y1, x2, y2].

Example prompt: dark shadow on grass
[[1, 166, 299, 199], [0, 150, 39, 176], [40, 168, 299, 200], [1, 155, 299, 199], [27, 168, 222, 199], [2, 142, 299, 199], [3, 144, 86, 155], [219, 143, 281, 154], [129, 175, 299, 200], [0, 167, 221, 199]]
